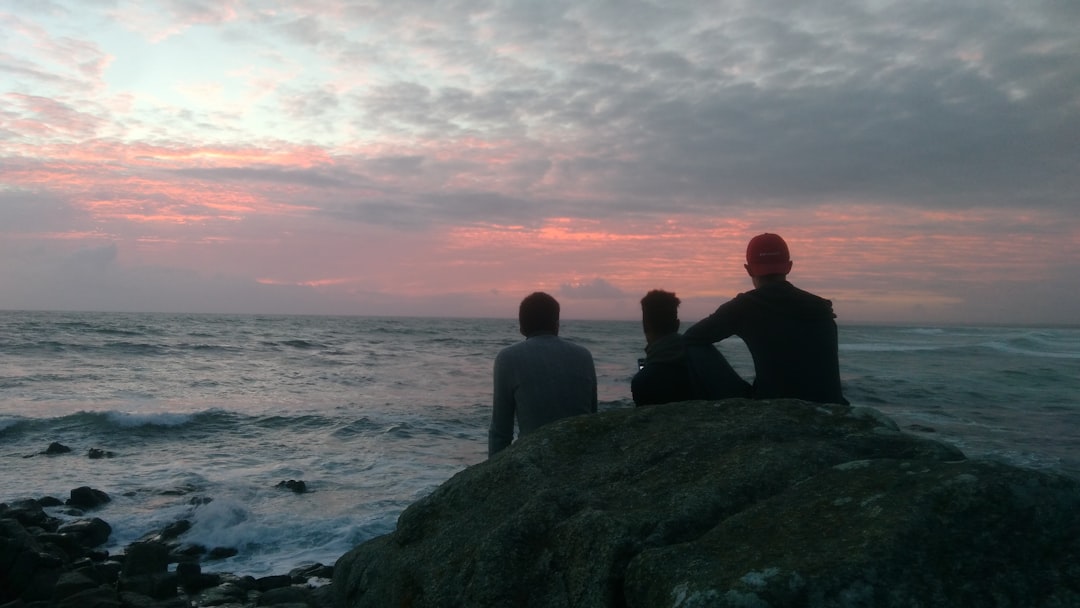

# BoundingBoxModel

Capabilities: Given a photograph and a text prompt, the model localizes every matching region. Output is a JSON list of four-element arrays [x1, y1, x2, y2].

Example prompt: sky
[[2, 0, 1078, 325]]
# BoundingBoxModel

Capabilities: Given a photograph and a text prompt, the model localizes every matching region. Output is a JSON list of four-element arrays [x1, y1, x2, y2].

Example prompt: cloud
[[559, 278, 626, 300], [1, 0, 1078, 323]]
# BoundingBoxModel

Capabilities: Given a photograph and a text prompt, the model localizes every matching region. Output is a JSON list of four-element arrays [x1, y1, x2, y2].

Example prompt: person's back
[[489, 292, 597, 456], [686, 280, 845, 403], [683, 233, 847, 405]]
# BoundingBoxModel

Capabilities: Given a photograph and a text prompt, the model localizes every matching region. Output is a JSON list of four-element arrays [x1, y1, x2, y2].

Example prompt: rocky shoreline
[[2, 473, 334, 608]]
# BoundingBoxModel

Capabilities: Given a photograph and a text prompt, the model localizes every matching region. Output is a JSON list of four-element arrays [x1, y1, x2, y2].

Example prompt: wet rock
[[51, 569, 100, 602], [54, 585, 122, 608], [120, 571, 178, 600], [66, 486, 111, 510], [44, 441, 72, 455], [57, 517, 112, 548], [256, 574, 294, 592], [276, 479, 308, 494], [160, 518, 191, 540], [194, 581, 249, 606], [0, 498, 61, 531], [257, 584, 317, 606], [207, 546, 239, 560], [2, 506, 333, 608], [176, 561, 221, 592], [290, 562, 334, 581], [121, 541, 170, 577], [87, 447, 116, 459]]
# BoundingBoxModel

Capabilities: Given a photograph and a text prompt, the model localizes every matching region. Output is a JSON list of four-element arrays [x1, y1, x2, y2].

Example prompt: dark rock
[[119, 589, 189, 608], [3, 507, 326, 608], [38, 496, 64, 508], [118, 572, 177, 600], [53, 585, 121, 608], [275, 480, 308, 494], [159, 519, 191, 540], [255, 584, 314, 606], [255, 574, 294, 592], [290, 562, 334, 581], [50, 570, 99, 601], [43, 442, 72, 455], [121, 541, 169, 577], [333, 399, 1080, 608], [171, 542, 207, 558], [35, 532, 86, 558], [193, 581, 249, 606], [207, 546, 239, 560], [0, 499, 60, 532], [87, 448, 116, 459], [56, 517, 112, 548], [176, 561, 221, 592], [65, 487, 110, 510], [79, 559, 122, 585]]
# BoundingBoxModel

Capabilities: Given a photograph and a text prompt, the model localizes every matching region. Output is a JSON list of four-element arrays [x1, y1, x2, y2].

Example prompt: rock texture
[[333, 399, 1080, 608], [0, 492, 334, 607]]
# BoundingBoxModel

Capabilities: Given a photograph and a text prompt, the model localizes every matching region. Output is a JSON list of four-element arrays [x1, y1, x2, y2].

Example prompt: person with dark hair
[[631, 290, 695, 406], [683, 233, 848, 405], [632, 290, 750, 406], [489, 292, 597, 456]]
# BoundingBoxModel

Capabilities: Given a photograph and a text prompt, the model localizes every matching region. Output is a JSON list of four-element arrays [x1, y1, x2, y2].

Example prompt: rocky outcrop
[[333, 399, 1080, 608], [0, 492, 334, 607]]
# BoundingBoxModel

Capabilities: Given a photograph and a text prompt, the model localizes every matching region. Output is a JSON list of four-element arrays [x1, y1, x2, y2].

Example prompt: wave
[[981, 332, 1080, 360], [840, 344, 942, 353], [0, 417, 24, 433], [104, 411, 202, 428]]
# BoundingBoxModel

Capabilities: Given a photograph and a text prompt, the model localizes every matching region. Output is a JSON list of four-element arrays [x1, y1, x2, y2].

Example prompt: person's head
[[518, 292, 560, 337], [744, 233, 793, 286], [640, 289, 681, 343]]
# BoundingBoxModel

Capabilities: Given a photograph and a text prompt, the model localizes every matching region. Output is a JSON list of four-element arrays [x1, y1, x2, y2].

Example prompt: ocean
[[1, 311, 1078, 577]]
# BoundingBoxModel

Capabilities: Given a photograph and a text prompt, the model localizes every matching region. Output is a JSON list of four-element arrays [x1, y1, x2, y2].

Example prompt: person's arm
[[682, 299, 739, 345], [488, 352, 515, 457]]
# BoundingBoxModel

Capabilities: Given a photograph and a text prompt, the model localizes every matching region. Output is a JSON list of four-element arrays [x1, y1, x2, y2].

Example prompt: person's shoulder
[[559, 337, 594, 356], [495, 339, 528, 359]]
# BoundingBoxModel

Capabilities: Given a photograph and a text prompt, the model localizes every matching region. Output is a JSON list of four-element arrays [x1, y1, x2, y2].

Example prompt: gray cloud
[[560, 278, 627, 300], [311, 0, 1079, 220]]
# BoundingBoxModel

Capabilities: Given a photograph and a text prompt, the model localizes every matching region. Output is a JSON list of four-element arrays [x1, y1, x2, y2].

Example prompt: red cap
[[745, 233, 793, 277]]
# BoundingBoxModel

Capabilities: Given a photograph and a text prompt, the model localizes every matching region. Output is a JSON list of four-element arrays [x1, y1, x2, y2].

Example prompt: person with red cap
[[683, 233, 848, 405]]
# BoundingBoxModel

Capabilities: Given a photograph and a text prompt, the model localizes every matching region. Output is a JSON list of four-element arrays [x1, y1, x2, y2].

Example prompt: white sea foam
[[104, 410, 198, 427]]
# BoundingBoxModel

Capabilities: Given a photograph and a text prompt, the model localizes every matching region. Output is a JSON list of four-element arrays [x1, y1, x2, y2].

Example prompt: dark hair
[[519, 292, 560, 336], [640, 290, 680, 335]]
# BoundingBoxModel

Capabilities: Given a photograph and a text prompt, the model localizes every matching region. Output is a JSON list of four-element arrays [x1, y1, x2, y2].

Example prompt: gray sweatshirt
[[489, 334, 597, 456]]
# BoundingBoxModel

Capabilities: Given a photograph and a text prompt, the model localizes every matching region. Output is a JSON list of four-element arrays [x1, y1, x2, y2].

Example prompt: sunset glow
[[2, 1, 1077, 324]]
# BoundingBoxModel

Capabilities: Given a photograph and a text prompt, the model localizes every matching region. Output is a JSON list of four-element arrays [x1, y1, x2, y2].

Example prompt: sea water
[[1, 311, 1077, 576]]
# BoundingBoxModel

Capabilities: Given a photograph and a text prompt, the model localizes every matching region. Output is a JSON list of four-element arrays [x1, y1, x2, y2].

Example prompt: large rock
[[333, 399, 1080, 608]]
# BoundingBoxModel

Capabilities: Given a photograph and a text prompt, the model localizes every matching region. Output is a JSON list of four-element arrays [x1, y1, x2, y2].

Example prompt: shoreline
[[1, 487, 337, 607]]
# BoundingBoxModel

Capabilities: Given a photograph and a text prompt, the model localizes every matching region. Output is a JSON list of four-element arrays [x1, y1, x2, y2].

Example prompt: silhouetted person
[[632, 290, 694, 406], [633, 289, 750, 406], [489, 292, 598, 456], [684, 233, 848, 405]]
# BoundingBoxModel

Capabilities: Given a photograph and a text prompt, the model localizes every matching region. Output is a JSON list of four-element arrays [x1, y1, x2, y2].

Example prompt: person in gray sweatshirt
[[489, 292, 598, 457]]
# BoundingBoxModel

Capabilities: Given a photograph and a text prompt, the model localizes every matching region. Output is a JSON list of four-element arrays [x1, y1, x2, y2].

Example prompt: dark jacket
[[631, 333, 696, 406], [631, 333, 751, 406], [683, 280, 848, 405]]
